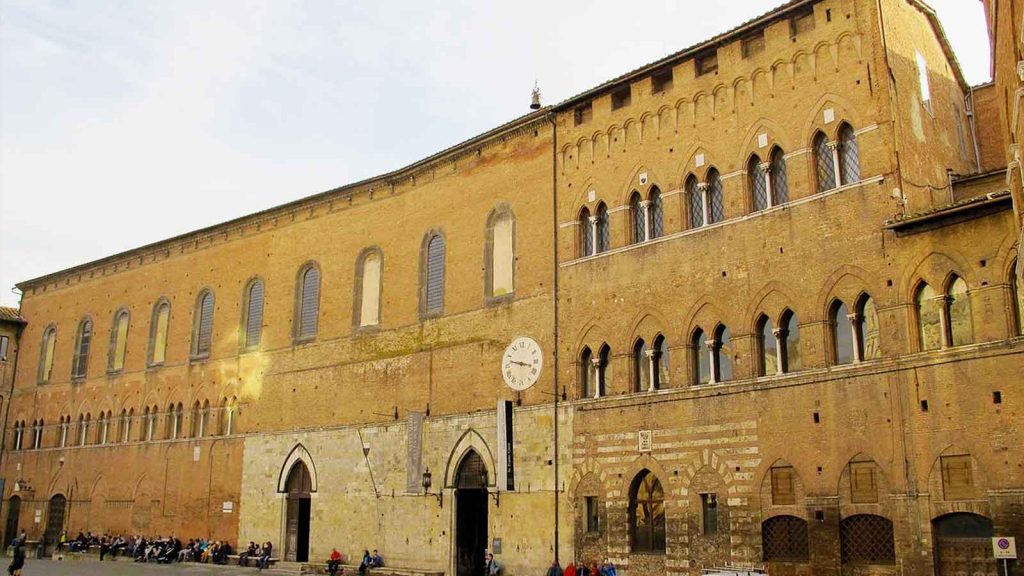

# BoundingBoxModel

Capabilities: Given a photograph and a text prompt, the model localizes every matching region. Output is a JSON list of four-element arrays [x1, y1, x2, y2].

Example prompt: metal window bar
[[839, 125, 860, 185], [246, 280, 264, 349], [840, 515, 896, 564], [298, 268, 320, 339], [762, 516, 810, 562], [426, 236, 446, 311], [649, 189, 664, 239], [750, 156, 768, 211], [708, 171, 724, 223], [687, 178, 704, 229], [771, 149, 788, 204], [814, 134, 836, 192]]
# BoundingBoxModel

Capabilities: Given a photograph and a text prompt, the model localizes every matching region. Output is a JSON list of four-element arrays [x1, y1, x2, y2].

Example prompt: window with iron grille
[[707, 169, 724, 223], [244, 279, 265, 350], [630, 192, 645, 244], [814, 132, 835, 192], [749, 155, 768, 212], [595, 204, 609, 253], [193, 291, 215, 358], [296, 265, 321, 341], [424, 234, 446, 314], [611, 87, 631, 110], [838, 123, 860, 185], [686, 176, 703, 229], [770, 147, 788, 204], [701, 493, 719, 535], [649, 188, 664, 239], [762, 515, 809, 562], [840, 515, 895, 564], [585, 496, 600, 533], [579, 208, 593, 257], [72, 318, 92, 379]]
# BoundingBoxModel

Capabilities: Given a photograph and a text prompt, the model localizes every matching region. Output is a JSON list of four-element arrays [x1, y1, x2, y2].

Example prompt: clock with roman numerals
[[502, 336, 543, 391]]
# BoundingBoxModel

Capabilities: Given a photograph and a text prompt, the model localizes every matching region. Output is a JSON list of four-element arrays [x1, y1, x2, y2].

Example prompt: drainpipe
[[966, 86, 983, 173], [545, 109, 561, 567]]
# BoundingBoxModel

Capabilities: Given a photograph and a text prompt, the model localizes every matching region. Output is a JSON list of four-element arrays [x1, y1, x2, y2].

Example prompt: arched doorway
[[44, 495, 67, 554], [455, 451, 488, 576], [284, 461, 312, 563], [933, 513, 998, 576], [4, 496, 21, 545]]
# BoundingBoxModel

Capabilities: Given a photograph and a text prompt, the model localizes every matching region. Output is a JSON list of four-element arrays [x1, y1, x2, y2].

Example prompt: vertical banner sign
[[406, 411, 425, 493], [497, 400, 515, 491]]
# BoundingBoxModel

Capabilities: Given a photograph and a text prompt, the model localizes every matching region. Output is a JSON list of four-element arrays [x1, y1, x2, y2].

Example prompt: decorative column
[[640, 200, 652, 241], [827, 141, 841, 186], [706, 339, 719, 384], [590, 356, 602, 398], [644, 348, 658, 392], [588, 215, 599, 255], [697, 182, 711, 226], [847, 312, 863, 362], [772, 327, 788, 375], [937, 294, 953, 349], [760, 161, 774, 207]]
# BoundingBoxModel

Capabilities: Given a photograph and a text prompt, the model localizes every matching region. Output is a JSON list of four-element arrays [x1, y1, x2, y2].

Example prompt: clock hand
[[510, 360, 530, 367]]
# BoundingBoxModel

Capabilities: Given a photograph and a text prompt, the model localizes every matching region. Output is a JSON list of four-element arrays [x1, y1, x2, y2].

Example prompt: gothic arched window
[[629, 470, 666, 552]]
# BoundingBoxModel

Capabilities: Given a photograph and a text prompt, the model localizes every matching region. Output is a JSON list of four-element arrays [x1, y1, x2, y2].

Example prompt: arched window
[[33, 420, 43, 450], [839, 515, 895, 565], [707, 168, 724, 224], [686, 175, 704, 229], [770, 146, 789, 205], [148, 300, 170, 366], [119, 408, 132, 443], [632, 339, 647, 393], [295, 264, 321, 342], [486, 208, 515, 299], [144, 406, 157, 441], [781, 310, 801, 371], [630, 191, 645, 244], [749, 155, 768, 212], [652, 334, 668, 390], [71, 318, 92, 380], [78, 413, 90, 446], [108, 309, 130, 373], [11, 421, 21, 451], [191, 401, 202, 437], [831, 300, 854, 365], [628, 470, 666, 552], [579, 347, 593, 399], [595, 203, 610, 253], [422, 233, 446, 315], [916, 283, 942, 351], [693, 328, 711, 384], [38, 325, 57, 384], [242, 279, 265, 351], [1011, 260, 1023, 336], [813, 131, 836, 192], [757, 315, 777, 376], [946, 275, 973, 346], [192, 290, 215, 358], [838, 123, 860, 185], [649, 187, 664, 239], [855, 296, 880, 360], [579, 207, 593, 257], [355, 249, 383, 327], [97, 411, 109, 445], [223, 396, 238, 435], [762, 516, 810, 562], [59, 416, 69, 448], [714, 325, 733, 381]]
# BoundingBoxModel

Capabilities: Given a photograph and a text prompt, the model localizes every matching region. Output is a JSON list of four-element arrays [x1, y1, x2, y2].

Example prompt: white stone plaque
[[222, 501, 234, 514], [638, 430, 653, 453], [758, 133, 768, 148], [824, 108, 835, 124], [588, 190, 596, 203], [695, 153, 706, 167]]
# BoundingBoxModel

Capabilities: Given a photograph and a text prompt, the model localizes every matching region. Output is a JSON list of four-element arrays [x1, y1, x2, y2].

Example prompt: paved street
[[8, 559, 282, 575]]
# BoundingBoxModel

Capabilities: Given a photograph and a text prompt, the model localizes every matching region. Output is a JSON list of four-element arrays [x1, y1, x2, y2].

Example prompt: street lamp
[[422, 468, 442, 507]]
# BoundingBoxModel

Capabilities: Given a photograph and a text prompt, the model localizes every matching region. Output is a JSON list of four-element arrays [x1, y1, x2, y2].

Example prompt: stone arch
[[573, 320, 613, 357], [801, 93, 866, 143], [277, 444, 319, 493], [926, 445, 988, 505], [745, 283, 797, 332], [622, 454, 673, 494], [836, 453, 892, 513], [443, 428, 495, 489], [567, 457, 608, 500], [902, 251, 972, 300], [618, 164, 666, 204], [680, 298, 730, 340], [679, 449, 736, 495], [758, 458, 807, 519], [736, 118, 796, 168], [815, 266, 882, 321], [626, 310, 672, 347]]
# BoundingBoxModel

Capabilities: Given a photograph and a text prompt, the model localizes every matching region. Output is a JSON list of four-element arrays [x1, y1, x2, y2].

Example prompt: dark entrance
[[44, 495, 67, 554], [455, 451, 488, 576], [284, 461, 312, 563], [4, 496, 21, 546], [933, 513, 999, 576]]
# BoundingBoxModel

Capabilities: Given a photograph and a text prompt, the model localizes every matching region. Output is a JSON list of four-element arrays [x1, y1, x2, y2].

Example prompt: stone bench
[[301, 562, 444, 576], [227, 553, 280, 568]]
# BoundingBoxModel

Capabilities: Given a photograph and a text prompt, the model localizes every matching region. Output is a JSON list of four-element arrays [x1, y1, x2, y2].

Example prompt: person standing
[[7, 538, 25, 576], [484, 553, 502, 576]]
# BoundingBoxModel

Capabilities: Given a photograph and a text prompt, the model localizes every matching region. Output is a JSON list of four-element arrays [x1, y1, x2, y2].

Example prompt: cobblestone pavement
[[8, 559, 279, 575]]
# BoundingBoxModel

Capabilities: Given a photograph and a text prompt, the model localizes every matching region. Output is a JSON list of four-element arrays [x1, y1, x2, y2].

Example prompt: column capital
[[643, 349, 657, 359], [639, 200, 651, 208], [697, 182, 710, 193], [758, 161, 772, 174], [771, 327, 789, 339], [590, 357, 602, 367], [587, 216, 598, 225], [846, 312, 862, 324], [705, 339, 719, 352]]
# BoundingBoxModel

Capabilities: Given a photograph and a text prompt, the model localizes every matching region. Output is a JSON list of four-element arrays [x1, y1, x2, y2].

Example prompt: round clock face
[[502, 336, 543, 391]]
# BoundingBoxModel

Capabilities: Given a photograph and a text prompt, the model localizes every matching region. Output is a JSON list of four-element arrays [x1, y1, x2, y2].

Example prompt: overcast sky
[[0, 0, 992, 307]]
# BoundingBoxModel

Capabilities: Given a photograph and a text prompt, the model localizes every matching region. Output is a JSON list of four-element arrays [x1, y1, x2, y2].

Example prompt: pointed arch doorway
[[455, 450, 489, 576], [4, 496, 20, 545], [44, 495, 67, 554], [284, 461, 312, 562]]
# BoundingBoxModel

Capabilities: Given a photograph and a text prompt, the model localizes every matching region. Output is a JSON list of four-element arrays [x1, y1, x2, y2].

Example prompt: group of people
[[551, 559, 618, 576], [55, 530, 238, 565], [237, 540, 275, 569]]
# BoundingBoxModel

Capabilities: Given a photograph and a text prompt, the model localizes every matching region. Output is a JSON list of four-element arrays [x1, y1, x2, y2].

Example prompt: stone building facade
[[2, 1, 1023, 576]]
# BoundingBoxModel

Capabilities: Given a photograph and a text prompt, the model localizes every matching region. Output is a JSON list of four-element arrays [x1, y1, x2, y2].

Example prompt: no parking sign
[[992, 537, 1017, 559]]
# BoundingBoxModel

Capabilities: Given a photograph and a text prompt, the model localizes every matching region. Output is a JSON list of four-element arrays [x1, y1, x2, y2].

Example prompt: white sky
[[0, 0, 992, 307]]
